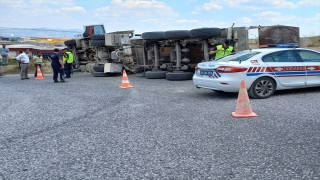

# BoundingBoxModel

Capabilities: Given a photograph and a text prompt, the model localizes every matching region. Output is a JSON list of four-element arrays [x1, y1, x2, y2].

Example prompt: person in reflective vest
[[62, 48, 74, 78], [209, 39, 235, 60]]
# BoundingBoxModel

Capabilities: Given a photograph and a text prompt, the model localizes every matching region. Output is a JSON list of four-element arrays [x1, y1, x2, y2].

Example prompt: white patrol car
[[192, 48, 320, 99]]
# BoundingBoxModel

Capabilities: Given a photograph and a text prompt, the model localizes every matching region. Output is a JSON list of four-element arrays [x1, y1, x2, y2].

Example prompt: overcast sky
[[0, 0, 319, 38]]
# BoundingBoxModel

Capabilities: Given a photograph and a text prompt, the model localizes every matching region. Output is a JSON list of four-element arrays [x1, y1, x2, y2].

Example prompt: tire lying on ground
[[91, 40, 105, 46], [64, 39, 76, 46], [164, 30, 191, 40], [190, 28, 221, 39], [142, 31, 166, 40], [93, 65, 104, 72], [166, 72, 194, 81], [145, 71, 167, 79], [93, 72, 118, 77], [90, 34, 105, 40]]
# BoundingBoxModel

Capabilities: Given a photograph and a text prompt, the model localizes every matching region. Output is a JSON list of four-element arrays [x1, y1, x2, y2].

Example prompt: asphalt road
[[0, 72, 319, 179]]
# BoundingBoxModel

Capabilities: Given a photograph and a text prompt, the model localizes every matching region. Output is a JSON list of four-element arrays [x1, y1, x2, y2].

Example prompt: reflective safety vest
[[215, 45, 233, 59], [63, 51, 74, 63]]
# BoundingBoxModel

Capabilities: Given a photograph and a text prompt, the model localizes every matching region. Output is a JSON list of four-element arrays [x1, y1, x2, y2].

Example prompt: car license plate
[[200, 70, 213, 76]]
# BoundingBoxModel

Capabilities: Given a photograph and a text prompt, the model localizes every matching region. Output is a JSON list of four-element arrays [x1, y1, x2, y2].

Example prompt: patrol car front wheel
[[249, 77, 276, 99]]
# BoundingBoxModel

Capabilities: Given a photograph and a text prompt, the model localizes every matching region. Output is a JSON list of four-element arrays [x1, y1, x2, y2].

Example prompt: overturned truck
[[64, 24, 299, 80]]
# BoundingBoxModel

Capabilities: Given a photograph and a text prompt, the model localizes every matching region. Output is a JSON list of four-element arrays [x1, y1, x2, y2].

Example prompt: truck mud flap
[[93, 65, 104, 72]]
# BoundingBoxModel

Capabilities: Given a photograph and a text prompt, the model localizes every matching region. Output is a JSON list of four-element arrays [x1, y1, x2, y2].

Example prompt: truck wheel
[[64, 39, 76, 46], [145, 71, 167, 79], [190, 28, 221, 39], [91, 40, 105, 46], [164, 30, 190, 40], [166, 72, 193, 81], [142, 31, 165, 40], [249, 77, 276, 99], [90, 34, 105, 40], [93, 72, 117, 77], [93, 65, 104, 72]]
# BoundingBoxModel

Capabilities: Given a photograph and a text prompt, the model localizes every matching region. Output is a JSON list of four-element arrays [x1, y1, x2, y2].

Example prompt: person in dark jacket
[[48, 48, 65, 83]]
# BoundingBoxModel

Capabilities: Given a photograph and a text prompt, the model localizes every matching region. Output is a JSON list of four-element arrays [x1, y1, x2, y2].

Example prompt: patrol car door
[[295, 49, 320, 86], [262, 50, 306, 87]]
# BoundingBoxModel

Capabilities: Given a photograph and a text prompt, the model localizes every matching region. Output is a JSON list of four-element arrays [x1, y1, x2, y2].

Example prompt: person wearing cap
[[48, 48, 65, 83], [62, 48, 74, 78], [209, 39, 235, 60]]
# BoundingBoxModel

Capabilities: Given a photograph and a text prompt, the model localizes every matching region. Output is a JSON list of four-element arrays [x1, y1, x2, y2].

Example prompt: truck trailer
[[64, 24, 300, 80]]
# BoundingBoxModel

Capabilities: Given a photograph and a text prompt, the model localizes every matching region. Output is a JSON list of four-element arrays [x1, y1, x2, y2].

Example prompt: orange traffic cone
[[232, 80, 258, 118], [119, 69, 133, 88], [35, 66, 45, 80]]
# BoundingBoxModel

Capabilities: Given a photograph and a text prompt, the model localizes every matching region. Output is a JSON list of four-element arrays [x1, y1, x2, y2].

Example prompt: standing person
[[0, 54, 3, 77], [48, 48, 65, 83], [209, 39, 235, 60], [32, 52, 46, 77], [17, 51, 23, 70], [0, 44, 9, 66], [15, 49, 30, 80], [62, 48, 74, 78]]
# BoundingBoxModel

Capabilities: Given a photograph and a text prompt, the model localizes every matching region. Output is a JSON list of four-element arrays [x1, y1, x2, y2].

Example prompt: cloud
[[30, 0, 73, 5], [0, 0, 26, 8], [140, 18, 158, 22], [221, 0, 297, 9], [176, 19, 200, 23], [298, 0, 320, 5], [254, 11, 296, 23], [305, 13, 320, 21], [61, 6, 86, 13], [237, 17, 252, 23], [269, 0, 297, 8], [192, 1, 223, 14], [254, 11, 281, 17], [95, 0, 178, 18]]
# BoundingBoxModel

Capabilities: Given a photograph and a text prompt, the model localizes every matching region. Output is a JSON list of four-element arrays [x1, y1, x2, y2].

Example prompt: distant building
[[6, 44, 65, 59], [0, 36, 22, 41]]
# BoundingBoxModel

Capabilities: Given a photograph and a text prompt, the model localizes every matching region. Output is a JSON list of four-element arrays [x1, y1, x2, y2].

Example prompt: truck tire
[[93, 65, 104, 72], [190, 28, 221, 39], [64, 39, 76, 46], [142, 31, 165, 40], [90, 34, 105, 40], [145, 71, 167, 79], [91, 40, 105, 46], [164, 30, 190, 40], [93, 72, 117, 77], [166, 72, 193, 81]]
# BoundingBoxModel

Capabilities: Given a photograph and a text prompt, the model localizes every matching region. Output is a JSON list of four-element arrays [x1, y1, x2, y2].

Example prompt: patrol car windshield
[[214, 50, 261, 62]]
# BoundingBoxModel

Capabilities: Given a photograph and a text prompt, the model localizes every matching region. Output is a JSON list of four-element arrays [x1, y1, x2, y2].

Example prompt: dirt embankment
[[2, 64, 53, 74]]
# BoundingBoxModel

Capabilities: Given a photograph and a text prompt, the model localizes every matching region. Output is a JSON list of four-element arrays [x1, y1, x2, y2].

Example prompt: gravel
[[0, 73, 319, 179]]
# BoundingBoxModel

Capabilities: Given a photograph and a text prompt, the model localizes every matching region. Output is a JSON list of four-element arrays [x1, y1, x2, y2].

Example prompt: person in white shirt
[[16, 49, 30, 80]]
